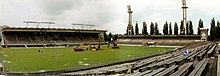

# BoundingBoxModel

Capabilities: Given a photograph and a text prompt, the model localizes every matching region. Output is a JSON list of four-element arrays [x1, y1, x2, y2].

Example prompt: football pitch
[[0, 46, 175, 72]]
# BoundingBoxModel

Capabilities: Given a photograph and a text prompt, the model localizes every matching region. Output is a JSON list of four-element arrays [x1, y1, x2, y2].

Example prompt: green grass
[[1, 46, 174, 72]]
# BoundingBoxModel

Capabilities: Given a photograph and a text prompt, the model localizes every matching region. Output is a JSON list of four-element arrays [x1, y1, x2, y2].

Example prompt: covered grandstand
[[1, 27, 107, 47]]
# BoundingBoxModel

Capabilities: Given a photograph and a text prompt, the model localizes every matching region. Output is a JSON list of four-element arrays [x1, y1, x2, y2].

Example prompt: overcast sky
[[1, 0, 220, 34]]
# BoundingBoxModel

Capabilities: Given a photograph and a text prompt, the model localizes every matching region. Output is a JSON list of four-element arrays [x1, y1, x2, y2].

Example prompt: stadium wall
[[118, 35, 204, 46]]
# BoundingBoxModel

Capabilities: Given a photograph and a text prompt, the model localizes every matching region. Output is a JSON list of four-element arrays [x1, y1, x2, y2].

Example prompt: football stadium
[[1, 0, 220, 76], [0, 23, 219, 76], [0, 26, 177, 75]]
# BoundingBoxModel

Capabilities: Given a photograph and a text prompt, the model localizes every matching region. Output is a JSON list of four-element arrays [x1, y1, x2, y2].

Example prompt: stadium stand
[[206, 55, 218, 76], [154, 65, 179, 76], [218, 55, 220, 76], [134, 70, 152, 76], [170, 62, 193, 76], [1, 27, 106, 47], [197, 49, 208, 60], [187, 45, 208, 61], [207, 43, 217, 57], [189, 58, 210, 76], [143, 68, 165, 76], [118, 35, 203, 46]]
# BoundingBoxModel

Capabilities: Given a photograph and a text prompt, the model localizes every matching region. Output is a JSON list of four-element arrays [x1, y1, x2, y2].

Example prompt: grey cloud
[[62, 0, 121, 25], [37, 0, 83, 15], [36, 0, 120, 26]]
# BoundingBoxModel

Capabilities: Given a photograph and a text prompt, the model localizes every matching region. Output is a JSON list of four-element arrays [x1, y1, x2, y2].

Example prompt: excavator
[[108, 38, 119, 49], [74, 41, 90, 52], [74, 41, 101, 52]]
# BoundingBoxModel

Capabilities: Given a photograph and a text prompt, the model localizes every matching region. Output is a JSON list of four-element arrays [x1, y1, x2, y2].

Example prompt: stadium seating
[[4, 33, 100, 44], [154, 65, 179, 76], [170, 62, 193, 76], [4, 34, 18, 44], [2, 27, 105, 47], [118, 35, 202, 46], [218, 55, 220, 76], [207, 44, 217, 57], [189, 58, 210, 76]]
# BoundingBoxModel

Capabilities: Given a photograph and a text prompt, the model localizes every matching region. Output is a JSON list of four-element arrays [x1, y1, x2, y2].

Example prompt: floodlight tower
[[127, 5, 133, 35], [23, 21, 55, 28], [181, 0, 188, 34], [72, 23, 95, 29]]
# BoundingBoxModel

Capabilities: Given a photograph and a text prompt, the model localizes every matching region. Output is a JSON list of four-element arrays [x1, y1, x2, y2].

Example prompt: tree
[[103, 32, 108, 41], [113, 34, 118, 41], [135, 22, 139, 35], [108, 32, 113, 41], [169, 22, 172, 35], [174, 22, 178, 35], [155, 22, 159, 35], [150, 22, 155, 35], [126, 26, 134, 35], [126, 26, 129, 35], [186, 21, 189, 35], [131, 27, 134, 35], [197, 19, 204, 35], [216, 21, 220, 39], [188, 20, 193, 35], [155, 23, 159, 35], [180, 20, 185, 35], [210, 18, 216, 40], [163, 21, 168, 35], [125, 27, 128, 35], [142, 21, 148, 35]]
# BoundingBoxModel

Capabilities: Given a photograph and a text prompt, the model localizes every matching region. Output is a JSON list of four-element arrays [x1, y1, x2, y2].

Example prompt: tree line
[[103, 32, 118, 42], [105, 18, 220, 41], [210, 18, 220, 40], [126, 19, 205, 35]]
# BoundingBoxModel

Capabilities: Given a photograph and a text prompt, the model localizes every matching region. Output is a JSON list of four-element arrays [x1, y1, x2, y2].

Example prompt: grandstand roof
[[2, 27, 107, 33]]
